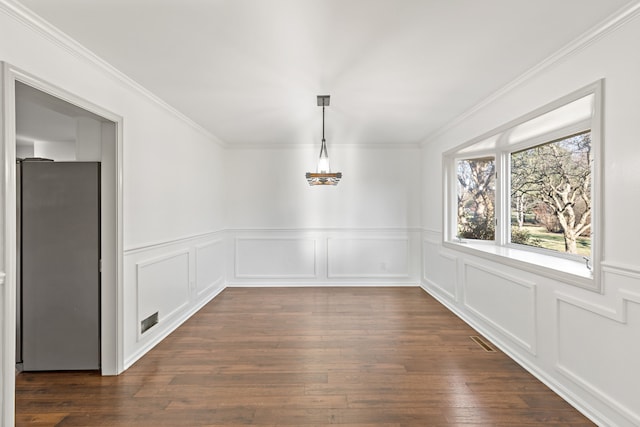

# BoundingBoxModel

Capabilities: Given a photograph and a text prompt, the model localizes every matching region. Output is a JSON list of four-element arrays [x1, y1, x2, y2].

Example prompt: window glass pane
[[510, 132, 591, 256], [456, 157, 495, 240]]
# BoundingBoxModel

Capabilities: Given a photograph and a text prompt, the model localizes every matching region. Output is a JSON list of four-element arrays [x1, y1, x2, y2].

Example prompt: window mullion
[[494, 151, 509, 247]]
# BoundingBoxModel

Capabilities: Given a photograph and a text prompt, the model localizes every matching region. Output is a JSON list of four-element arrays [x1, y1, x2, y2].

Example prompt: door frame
[[1, 62, 124, 426]]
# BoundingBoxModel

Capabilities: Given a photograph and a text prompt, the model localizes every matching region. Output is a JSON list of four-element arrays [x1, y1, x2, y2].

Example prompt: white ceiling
[[16, 0, 634, 147]]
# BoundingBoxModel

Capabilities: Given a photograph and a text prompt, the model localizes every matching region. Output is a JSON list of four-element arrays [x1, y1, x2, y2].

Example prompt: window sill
[[443, 240, 597, 291]]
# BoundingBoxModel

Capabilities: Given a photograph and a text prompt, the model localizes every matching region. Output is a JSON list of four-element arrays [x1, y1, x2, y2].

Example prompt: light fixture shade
[[306, 95, 341, 186], [306, 171, 342, 185]]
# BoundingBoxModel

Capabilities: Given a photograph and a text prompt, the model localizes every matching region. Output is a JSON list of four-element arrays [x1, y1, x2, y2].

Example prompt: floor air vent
[[470, 335, 496, 352], [141, 312, 159, 334]]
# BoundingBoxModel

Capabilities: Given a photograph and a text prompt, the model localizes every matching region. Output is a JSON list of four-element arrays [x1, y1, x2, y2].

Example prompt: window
[[457, 157, 495, 241], [444, 81, 602, 290], [510, 132, 591, 257]]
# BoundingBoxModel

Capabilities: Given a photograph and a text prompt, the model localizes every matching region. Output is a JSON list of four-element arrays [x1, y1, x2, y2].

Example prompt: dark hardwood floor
[[16, 287, 594, 426]]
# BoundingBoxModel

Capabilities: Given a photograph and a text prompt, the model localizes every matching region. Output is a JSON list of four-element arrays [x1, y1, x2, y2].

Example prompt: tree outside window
[[456, 157, 495, 241], [510, 132, 591, 256]]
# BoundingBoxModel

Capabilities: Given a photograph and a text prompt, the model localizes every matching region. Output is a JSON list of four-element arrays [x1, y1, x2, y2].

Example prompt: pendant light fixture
[[306, 95, 342, 186]]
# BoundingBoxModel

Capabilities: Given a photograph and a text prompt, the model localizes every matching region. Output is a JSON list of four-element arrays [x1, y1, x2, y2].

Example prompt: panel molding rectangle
[[422, 239, 457, 301], [327, 237, 410, 279], [135, 250, 190, 341], [556, 298, 640, 427], [235, 237, 317, 279], [195, 239, 224, 297], [462, 260, 537, 354]]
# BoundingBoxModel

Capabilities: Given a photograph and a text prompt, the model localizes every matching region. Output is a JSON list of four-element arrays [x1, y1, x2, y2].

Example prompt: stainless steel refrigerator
[[17, 159, 101, 371]]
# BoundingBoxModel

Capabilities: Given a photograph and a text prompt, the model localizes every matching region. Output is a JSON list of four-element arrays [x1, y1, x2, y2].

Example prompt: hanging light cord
[[322, 103, 326, 142]]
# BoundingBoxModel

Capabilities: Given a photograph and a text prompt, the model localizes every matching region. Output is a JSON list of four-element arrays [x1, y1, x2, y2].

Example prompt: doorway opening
[[2, 63, 124, 425]]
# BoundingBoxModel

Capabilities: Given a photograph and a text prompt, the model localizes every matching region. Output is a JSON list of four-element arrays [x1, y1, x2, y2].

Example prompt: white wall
[[225, 146, 422, 286], [0, 3, 227, 425], [421, 10, 640, 427], [3, 1, 639, 426]]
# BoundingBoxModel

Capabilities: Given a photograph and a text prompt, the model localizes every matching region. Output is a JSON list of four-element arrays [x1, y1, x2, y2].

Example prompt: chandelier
[[306, 95, 342, 186]]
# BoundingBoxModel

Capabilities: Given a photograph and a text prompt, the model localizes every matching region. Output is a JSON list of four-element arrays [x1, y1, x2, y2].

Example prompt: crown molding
[[420, 0, 640, 148], [0, 0, 228, 148]]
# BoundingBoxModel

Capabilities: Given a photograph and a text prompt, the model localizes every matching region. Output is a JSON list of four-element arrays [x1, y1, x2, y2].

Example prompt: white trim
[[1, 61, 15, 427], [227, 282, 419, 288], [326, 236, 410, 279], [461, 260, 537, 354], [123, 284, 226, 371], [234, 237, 318, 279], [421, 0, 640, 147], [8, 65, 126, 375], [135, 250, 191, 342], [124, 230, 226, 255], [554, 290, 640, 426], [421, 239, 457, 300], [443, 81, 601, 157], [422, 276, 456, 302], [420, 283, 614, 427], [444, 240, 594, 290], [0, 0, 226, 148], [126, 228, 419, 255], [555, 273, 640, 324], [442, 80, 602, 292], [422, 229, 441, 244], [195, 239, 224, 297], [2, 61, 125, 426], [229, 226, 423, 233]]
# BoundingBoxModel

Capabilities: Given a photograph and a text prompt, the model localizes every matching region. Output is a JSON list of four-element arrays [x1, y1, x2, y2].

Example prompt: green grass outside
[[517, 224, 590, 257]]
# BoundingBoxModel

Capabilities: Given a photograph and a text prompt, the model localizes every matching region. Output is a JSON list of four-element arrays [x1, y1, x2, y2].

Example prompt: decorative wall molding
[[556, 265, 640, 323], [195, 239, 225, 297], [327, 237, 409, 279], [135, 250, 190, 341], [422, 239, 457, 301], [555, 359, 639, 427], [124, 229, 226, 255], [555, 281, 640, 427], [235, 237, 317, 279], [422, 228, 442, 244], [228, 226, 423, 233], [462, 260, 537, 354], [420, 0, 640, 147], [420, 282, 615, 427], [124, 284, 226, 371]]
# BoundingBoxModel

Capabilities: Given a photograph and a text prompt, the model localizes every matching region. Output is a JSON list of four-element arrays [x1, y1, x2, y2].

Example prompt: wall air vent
[[141, 312, 159, 334]]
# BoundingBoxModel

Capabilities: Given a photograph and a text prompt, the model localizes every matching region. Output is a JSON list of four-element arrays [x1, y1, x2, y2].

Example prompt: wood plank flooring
[[15, 287, 594, 426]]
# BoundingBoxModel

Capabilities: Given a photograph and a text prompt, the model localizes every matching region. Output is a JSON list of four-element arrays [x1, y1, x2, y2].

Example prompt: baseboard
[[419, 282, 615, 427], [123, 284, 226, 370], [226, 281, 420, 288]]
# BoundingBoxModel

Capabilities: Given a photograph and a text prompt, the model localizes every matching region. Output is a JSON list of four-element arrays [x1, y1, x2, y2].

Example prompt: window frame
[[443, 81, 603, 291]]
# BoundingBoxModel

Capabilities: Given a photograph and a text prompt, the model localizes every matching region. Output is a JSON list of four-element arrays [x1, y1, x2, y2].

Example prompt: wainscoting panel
[[195, 239, 225, 297], [556, 299, 640, 426], [555, 265, 640, 426], [422, 239, 457, 301], [136, 250, 190, 339], [462, 261, 537, 354], [327, 237, 409, 278], [235, 237, 317, 279], [123, 230, 227, 369], [423, 238, 640, 427]]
